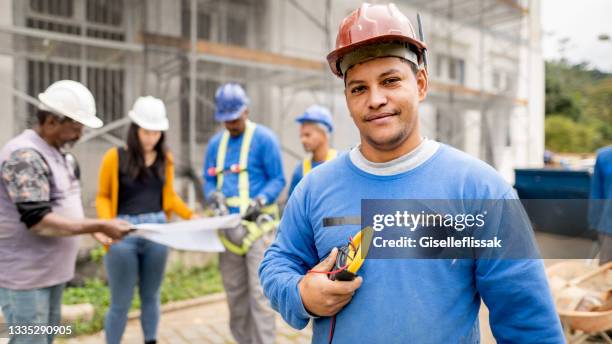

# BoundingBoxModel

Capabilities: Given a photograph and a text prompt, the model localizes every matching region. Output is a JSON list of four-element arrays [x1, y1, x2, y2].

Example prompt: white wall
[[0, 0, 14, 145]]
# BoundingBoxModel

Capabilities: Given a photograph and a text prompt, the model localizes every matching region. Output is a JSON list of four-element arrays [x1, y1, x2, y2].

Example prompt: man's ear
[[417, 68, 428, 101]]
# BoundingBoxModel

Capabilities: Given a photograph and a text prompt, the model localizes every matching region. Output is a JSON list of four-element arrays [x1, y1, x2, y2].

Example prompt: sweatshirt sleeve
[[96, 148, 116, 219], [475, 190, 564, 343], [476, 259, 564, 343], [258, 183, 319, 329], [203, 135, 220, 200]]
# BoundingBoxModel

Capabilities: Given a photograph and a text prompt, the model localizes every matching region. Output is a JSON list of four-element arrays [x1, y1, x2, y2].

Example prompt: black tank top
[[117, 148, 163, 215]]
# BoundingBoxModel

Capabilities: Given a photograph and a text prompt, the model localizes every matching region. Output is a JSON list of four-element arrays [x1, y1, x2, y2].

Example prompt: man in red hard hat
[[260, 3, 564, 343]]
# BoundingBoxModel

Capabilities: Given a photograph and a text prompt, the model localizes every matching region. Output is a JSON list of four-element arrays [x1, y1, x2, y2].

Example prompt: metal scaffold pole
[[188, 0, 198, 206]]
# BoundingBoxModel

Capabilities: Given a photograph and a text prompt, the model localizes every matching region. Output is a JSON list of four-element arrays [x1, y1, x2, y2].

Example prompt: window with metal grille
[[23, 0, 126, 126], [226, 16, 247, 46], [87, 66, 125, 124], [30, 0, 74, 17], [181, 0, 252, 47], [26, 60, 81, 125], [86, 0, 123, 26], [27, 0, 79, 34], [435, 54, 465, 85], [492, 70, 515, 93], [86, 0, 125, 41], [181, 2, 212, 41]]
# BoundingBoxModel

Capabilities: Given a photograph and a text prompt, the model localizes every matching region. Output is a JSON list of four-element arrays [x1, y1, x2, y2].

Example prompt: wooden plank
[[140, 32, 325, 71]]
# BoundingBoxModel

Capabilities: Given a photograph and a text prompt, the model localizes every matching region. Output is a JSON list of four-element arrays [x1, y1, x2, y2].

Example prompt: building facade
[[0, 0, 544, 210]]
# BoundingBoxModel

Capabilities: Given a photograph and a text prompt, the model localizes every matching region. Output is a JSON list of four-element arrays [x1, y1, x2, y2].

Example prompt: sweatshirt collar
[[349, 138, 440, 176]]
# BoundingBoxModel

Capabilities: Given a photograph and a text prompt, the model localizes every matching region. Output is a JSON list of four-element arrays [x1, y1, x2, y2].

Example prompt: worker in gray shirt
[[0, 80, 131, 344]]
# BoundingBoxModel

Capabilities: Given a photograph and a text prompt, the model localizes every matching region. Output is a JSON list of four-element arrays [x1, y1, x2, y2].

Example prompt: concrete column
[[527, 0, 545, 167]]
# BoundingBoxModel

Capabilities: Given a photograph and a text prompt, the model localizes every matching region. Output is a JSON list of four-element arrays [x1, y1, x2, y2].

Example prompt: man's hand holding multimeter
[[298, 227, 372, 317], [298, 247, 363, 317]]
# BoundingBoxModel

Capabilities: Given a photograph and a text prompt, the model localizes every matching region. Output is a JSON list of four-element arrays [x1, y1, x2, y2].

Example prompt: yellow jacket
[[96, 147, 193, 220]]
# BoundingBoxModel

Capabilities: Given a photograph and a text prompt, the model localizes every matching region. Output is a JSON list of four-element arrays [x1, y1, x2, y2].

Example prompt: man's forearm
[[31, 212, 104, 237]]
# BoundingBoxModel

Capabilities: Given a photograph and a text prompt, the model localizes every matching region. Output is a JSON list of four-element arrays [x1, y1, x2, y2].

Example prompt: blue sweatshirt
[[259, 140, 564, 343], [203, 123, 285, 212], [589, 146, 612, 234]]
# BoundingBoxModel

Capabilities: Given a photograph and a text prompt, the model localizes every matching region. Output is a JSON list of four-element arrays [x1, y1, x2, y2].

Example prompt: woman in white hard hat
[[95, 96, 196, 344]]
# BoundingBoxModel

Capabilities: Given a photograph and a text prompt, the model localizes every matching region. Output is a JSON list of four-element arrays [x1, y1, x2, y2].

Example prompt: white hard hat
[[128, 96, 169, 131], [38, 80, 103, 129]]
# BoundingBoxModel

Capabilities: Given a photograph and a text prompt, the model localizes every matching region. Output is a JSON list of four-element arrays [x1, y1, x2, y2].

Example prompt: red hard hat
[[326, 3, 427, 78]]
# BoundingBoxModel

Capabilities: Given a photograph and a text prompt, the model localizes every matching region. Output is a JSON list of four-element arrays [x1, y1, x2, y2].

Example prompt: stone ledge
[[0, 303, 94, 324]]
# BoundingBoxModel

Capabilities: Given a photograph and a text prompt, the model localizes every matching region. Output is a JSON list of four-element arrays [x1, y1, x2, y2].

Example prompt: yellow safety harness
[[302, 149, 337, 176], [214, 121, 279, 255]]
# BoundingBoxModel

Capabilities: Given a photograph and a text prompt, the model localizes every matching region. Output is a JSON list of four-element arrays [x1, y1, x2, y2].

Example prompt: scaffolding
[[0, 0, 539, 203], [403, 0, 531, 168]]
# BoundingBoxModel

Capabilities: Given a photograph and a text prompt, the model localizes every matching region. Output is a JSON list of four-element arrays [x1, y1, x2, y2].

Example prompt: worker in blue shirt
[[590, 146, 612, 264], [259, 3, 564, 343], [288, 105, 337, 197], [203, 83, 285, 344]]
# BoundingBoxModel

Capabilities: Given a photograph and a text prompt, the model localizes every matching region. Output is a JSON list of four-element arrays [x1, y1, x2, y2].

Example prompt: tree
[[545, 61, 612, 153], [545, 115, 601, 153]]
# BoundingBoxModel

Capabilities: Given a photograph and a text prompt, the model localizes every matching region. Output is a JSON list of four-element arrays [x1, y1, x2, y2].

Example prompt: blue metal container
[[514, 168, 595, 239]]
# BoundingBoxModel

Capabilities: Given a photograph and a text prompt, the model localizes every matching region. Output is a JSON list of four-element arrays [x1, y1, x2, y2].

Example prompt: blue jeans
[[0, 283, 64, 344], [104, 211, 168, 344]]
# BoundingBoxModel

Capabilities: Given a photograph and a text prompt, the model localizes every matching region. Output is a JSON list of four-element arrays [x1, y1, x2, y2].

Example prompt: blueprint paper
[[130, 214, 241, 252]]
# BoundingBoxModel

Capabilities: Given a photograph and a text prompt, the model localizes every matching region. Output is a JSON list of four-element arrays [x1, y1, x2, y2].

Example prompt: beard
[[60, 139, 78, 152], [363, 125, 410, 152]]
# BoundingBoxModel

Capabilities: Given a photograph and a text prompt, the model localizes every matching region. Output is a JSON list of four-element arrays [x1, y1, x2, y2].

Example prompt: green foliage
[[160, 261, 223, 304], [545, 61, 612, 152], [545, 115, 602, 153], [62, 260, 222, 336], [62, 278, 111, 335], [89, 246, 106, 265]]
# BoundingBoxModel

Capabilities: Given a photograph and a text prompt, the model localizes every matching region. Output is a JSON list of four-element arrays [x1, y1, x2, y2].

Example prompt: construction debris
[[547, 262, 612, 342]]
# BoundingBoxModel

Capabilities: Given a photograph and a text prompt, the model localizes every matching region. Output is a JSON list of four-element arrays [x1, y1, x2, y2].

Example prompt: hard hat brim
[[214, 106, 245, 123], [128, 110, 169, 131], [326, 34, 427, 78], [38, 93, 104, 129], [296, 118, 333, 133]]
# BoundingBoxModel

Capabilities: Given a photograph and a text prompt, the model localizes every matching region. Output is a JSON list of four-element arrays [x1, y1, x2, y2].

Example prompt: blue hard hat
[[214, 83, 249, 122], [296, 105, 333, 133]]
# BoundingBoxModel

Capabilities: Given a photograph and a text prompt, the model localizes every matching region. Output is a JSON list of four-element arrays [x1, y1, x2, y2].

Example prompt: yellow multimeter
[[329, 227, 373, 281]]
